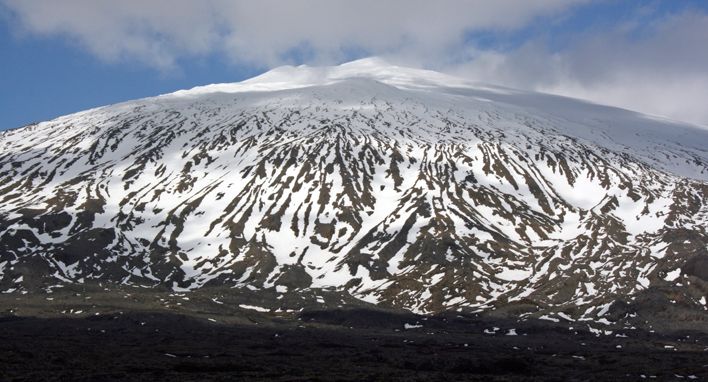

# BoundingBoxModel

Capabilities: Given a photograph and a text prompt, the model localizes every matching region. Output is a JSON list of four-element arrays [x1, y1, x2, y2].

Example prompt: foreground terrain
[[1, 287, 706, 381]]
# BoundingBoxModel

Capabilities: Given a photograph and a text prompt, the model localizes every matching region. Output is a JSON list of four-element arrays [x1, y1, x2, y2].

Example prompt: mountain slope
[[1, 58, 706, 324]]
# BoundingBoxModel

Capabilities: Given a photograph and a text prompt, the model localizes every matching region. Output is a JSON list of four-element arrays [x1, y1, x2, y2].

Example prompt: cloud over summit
[[2, 0, 584, 68], [3, 0, 708, 127]]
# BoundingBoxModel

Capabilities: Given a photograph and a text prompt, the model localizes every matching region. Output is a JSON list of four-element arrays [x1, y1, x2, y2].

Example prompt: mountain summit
[[1, 59, 706, 326]]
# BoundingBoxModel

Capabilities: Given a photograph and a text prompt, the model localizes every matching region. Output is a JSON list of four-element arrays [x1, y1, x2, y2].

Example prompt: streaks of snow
[[664, 268, 681, 282], [238, 304, 270, 312], [496, 268, 532, 282]]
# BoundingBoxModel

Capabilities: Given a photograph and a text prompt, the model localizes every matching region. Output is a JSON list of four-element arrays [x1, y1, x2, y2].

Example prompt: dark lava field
[[1, 287, 706, 381]]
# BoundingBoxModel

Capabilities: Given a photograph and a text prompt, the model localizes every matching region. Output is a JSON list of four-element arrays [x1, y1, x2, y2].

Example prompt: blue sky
[[2, 0, 708, 130], [0, 20, 261, 130]]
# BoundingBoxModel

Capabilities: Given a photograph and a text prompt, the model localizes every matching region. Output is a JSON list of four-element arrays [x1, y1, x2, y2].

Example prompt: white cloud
[[1, 0, 585, 68], [446, 11, 708, 127]]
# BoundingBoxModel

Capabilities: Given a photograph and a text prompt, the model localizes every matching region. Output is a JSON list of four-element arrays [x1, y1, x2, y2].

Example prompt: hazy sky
[[2, 0, 708, 130]]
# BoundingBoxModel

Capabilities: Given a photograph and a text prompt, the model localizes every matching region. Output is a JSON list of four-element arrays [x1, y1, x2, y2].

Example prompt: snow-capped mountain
[[1, 58, 706, 322]]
